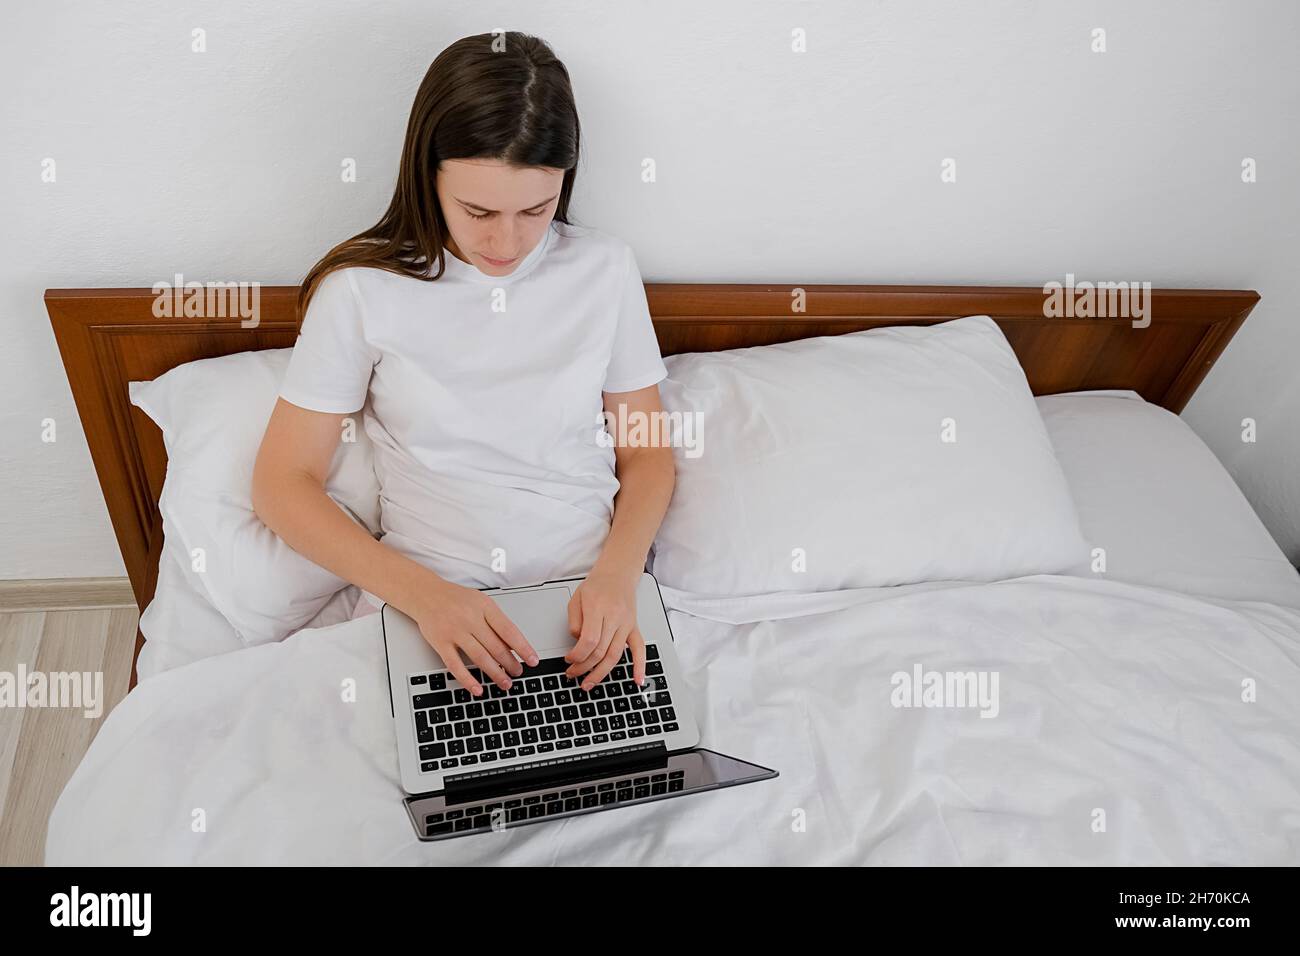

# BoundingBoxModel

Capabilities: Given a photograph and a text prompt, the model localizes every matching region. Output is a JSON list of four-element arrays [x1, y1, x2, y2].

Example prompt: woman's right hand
[[409, 576, 540, 697]]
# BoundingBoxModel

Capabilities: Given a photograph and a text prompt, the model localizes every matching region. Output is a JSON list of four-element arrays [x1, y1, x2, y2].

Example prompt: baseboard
[[0, 577, 136, 611]]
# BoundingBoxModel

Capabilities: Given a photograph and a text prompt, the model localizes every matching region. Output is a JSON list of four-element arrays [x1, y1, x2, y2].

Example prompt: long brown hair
[[297, 31, 581, 325]]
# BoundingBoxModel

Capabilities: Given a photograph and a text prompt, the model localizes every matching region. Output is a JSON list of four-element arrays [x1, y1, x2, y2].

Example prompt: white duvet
[[46, 575, 1300, 865]]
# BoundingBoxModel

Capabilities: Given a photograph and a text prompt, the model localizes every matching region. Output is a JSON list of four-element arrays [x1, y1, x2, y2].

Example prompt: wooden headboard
[[45, 282, 1258, 687]]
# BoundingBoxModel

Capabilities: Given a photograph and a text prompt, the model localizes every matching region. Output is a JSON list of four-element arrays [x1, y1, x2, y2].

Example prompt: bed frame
[[45, 282, 1259, 688]]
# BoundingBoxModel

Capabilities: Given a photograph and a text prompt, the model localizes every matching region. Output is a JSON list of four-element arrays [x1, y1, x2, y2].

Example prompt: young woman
[[252, 32, 675, 701]]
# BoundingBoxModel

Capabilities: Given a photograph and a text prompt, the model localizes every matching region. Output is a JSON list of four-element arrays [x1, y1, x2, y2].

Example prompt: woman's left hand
[[565, 565, 646, 691]]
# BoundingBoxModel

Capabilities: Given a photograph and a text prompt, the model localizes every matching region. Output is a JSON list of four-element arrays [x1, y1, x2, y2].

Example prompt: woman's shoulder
[[549, 221, 635, 267], [319, 262, 434, 296]]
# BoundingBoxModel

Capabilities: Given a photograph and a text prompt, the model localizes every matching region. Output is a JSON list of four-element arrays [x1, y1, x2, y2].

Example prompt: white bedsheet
[[47, 575, 1300, 865]]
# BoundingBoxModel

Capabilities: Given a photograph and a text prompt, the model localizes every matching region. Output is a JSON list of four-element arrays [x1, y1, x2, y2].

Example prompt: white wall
[[2, 0, 1297, 578]]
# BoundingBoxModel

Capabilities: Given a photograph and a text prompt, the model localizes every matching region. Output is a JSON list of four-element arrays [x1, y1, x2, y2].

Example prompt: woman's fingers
[[433, 642, 482, 697], [581, 629, 630, 689], [462, 632, 514, 693], [474, 618, 525, 679], [566, 620, 613, 680], [568, 642, 606, 679], [484, 603, 539, 667], [572, 623, 627, 685], [566, 596, 583, 642], [567, 604, 609, 676], [566, 598, 604, 664], [627, 627, 646, 686]]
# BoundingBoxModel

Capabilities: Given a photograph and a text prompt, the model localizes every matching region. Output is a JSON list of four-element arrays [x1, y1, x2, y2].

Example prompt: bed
[[42, 281, 1300, 865]]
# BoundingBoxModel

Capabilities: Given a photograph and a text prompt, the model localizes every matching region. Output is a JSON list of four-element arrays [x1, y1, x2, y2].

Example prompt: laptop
[[381, 570, 777, 841]]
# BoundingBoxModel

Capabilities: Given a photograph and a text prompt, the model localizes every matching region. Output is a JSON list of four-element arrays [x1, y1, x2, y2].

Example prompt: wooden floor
[[0, 604, 137, 866]]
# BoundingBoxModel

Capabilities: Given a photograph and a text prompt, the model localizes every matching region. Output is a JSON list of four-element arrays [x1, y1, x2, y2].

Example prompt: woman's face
[[435, 158, 565, 276]]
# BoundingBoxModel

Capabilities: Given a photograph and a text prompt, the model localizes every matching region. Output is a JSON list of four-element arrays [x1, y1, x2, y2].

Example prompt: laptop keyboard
[[422, 767, 688, 837], [407, 645, 681, 773]]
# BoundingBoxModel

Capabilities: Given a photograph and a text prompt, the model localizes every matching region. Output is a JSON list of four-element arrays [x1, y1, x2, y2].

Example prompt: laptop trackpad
[[489, 586, 576, 654]]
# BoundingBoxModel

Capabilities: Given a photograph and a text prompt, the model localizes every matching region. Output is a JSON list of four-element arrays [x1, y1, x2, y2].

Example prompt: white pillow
[[136, 536, 364, 681], [1037, 390, 1300, 608], [130, 348, 380, 646], [649, 315, 1089, 597], [135, 528, 246, 681]]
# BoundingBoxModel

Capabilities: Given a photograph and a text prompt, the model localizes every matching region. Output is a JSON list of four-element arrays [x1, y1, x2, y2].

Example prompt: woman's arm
[[251, 399, 422, 612], [251, 398, 538, 693], [591, 419, 676, 582], [565, 384, 677, 689]]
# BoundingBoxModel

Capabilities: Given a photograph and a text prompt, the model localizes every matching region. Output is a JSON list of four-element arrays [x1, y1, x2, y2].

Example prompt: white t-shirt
[[279, 221, 668, 589]]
